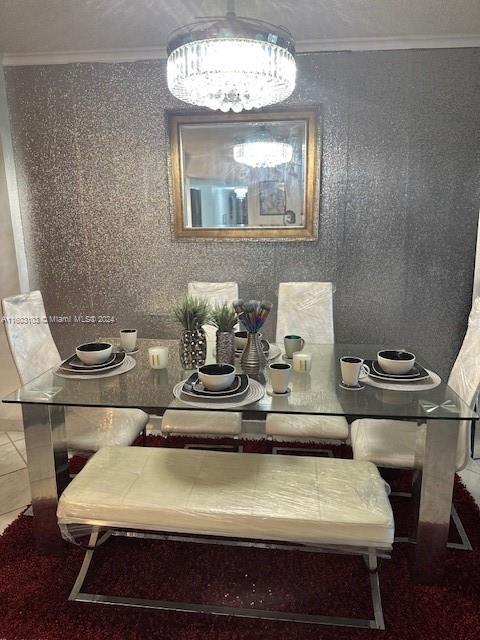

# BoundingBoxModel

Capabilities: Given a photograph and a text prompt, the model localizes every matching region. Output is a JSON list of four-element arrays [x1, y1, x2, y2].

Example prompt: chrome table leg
[[22, 403, 69, 552], [413, 418, 459, 583]]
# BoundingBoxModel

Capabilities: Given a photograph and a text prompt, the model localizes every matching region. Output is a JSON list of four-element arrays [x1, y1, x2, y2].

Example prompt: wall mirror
[[169, 109, 320, 240]]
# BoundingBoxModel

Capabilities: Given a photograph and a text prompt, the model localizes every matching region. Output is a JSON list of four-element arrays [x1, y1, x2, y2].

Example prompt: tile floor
[[1, 422, 480, 535]]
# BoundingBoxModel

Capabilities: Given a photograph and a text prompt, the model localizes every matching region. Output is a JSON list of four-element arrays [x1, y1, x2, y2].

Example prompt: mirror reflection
[[180, 120, 307, 229]]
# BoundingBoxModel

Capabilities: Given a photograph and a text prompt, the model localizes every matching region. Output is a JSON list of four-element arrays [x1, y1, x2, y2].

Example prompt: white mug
[[269, 362, 292, 394], [148, 346, 168, 369], [284, 335, 305, 358], [293, 352, 312, 373], [340, 356, 369, 387], [120, 329, 137, 352]]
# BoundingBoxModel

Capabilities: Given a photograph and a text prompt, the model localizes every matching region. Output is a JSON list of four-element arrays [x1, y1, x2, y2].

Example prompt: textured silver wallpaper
[[5, 49, 480, 377]]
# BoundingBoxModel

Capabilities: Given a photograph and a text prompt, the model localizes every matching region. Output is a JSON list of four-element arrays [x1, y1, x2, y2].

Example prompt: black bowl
[[76, 342, 112, 352], [377, 350, 415, 361]]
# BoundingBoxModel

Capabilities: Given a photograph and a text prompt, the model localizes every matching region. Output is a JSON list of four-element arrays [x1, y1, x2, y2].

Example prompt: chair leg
[[142, 427, 147, 447]]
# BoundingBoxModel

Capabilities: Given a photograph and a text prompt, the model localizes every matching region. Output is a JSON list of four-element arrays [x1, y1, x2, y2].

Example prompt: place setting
[[173, 363, 265, 409], [339, 349, 441, 391], [55, 339, 137, 380]]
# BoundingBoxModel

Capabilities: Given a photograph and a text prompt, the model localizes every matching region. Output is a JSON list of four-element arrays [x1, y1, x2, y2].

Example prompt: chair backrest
[[2, 291, 61, 384], [448, 297, 480, 471], [187, 282, 239, 345], [276, 282, 334, 345]]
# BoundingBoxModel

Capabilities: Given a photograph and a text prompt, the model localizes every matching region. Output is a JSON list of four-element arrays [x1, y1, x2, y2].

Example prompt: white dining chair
[[2, 291, 149, 454], [351, 297, 480, 550], [160, 282, 242, 443], [267, 282, 349, 452], [275, 281, 335, 345]]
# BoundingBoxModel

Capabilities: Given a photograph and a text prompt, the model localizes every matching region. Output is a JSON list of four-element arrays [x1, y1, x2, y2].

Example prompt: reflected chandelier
[[233, 128, 293, 168], [166, 1, 296, 113]]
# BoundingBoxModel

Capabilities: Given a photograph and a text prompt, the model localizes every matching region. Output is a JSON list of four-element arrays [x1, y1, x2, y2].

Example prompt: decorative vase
[[179, 328, 207, 369], [216, 331, 235, 365], [240, 331, 267, 376]]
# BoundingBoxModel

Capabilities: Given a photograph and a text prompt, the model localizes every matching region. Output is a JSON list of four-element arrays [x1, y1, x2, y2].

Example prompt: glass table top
[[2, 339, 477, 421]]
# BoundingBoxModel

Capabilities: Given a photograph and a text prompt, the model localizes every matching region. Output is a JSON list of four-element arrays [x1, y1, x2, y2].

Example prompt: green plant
[[209, 303, 238, 332], [173, 296, 211, 331]]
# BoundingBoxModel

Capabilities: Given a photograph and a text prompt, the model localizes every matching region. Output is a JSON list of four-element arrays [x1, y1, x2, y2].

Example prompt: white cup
[[269, 362, 292, 394], [293, 352, 312, 373], [148, 346, 168, 369], [120, 329, 137, 352], [340, 356, 369, 387]]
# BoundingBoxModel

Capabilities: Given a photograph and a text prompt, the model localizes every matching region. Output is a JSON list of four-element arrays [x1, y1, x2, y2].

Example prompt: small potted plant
[[173, 296, 211, 369], [210, 303, 238, 365]]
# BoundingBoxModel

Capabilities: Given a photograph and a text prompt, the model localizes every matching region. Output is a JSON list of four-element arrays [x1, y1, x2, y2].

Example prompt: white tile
[[0, 432, 10, 446], [0, 507, 25, 535], [12, 437, 27, 463], [0, 442, 26, 476], [7, 430, 24, 443], [0, 468, 30, 514], [458, 468, 480, 507], [464, 457, 480, 475]]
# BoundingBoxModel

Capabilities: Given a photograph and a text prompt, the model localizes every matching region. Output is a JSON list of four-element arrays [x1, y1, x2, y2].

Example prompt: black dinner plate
[[68, 353, 116, 369], [365, 359, 430, 381], [182, 373, 249, 398], [60, 352, 126, 374]]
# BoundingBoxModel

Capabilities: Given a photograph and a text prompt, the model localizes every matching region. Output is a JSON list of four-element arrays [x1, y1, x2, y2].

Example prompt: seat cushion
[[351, 419, 426, 469], [65, 407, 148, 451], [266, 413, 349, 440], [57, 447, 394, 548], [162, 410, 242, 435]]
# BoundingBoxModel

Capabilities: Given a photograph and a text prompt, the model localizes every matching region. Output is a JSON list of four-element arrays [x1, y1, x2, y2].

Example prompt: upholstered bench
[[57, 447, 394, 630], [161, 409, 242, 435]]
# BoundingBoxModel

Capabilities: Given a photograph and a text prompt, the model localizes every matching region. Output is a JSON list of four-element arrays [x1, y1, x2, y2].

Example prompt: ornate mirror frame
[[168, 108, 321, 241]]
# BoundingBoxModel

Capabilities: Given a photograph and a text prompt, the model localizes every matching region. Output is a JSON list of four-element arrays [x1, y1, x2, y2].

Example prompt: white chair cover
[[276, 282, 334, 345], [448, 296, 480, 470], [352, 297, 480, 472], [2, 291, 62, 384], [2, 291, 148, 452], [187, 282, 239, 347]]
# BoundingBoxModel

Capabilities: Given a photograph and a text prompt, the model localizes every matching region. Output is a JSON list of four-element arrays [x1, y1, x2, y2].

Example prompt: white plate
[[55, 355, 136, 380], [173, 378, 265, 409], [234, 343, 281, 361], [363, 369, 441, 392]]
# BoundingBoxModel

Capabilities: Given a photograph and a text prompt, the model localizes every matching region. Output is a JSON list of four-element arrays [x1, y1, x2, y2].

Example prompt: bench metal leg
[[68, 530, 387, 630]]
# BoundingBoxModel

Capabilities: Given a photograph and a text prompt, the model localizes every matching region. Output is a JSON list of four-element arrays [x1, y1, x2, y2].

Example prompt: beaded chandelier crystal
[[166, 2, 296, 113], [233, 128, 293, 168]]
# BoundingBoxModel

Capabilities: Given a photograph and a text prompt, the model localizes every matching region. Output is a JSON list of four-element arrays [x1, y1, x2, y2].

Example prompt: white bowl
[[76, 342, 113, 365], [198, 364, 236, 391], [377, 350, 415, 375]]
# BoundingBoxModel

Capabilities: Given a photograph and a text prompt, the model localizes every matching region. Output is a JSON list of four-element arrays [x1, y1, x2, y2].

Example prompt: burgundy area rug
[[1, 436, 480, 640]]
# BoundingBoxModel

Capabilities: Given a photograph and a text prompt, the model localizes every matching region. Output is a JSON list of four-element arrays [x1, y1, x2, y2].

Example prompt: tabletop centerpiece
[[233, 299, 273, 375], [174, 296, 211, 369], [209, 303, 238, 365]]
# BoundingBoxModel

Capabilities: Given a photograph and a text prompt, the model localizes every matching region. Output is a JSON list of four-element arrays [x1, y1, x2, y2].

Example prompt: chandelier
[[233, 128, 293, 168], [166, 2, 296, 113]]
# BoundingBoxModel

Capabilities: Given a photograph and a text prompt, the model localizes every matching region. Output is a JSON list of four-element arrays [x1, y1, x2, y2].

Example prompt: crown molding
[[2, 34, 480, 66]]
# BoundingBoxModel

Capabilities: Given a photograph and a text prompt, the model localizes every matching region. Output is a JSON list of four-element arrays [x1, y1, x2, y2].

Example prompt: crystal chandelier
[[166, 1, 296, 113], [233, 128, 293, 168]]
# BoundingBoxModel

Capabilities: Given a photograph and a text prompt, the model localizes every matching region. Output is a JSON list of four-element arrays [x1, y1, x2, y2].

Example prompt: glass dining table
[[3, 339, 477, 584]]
